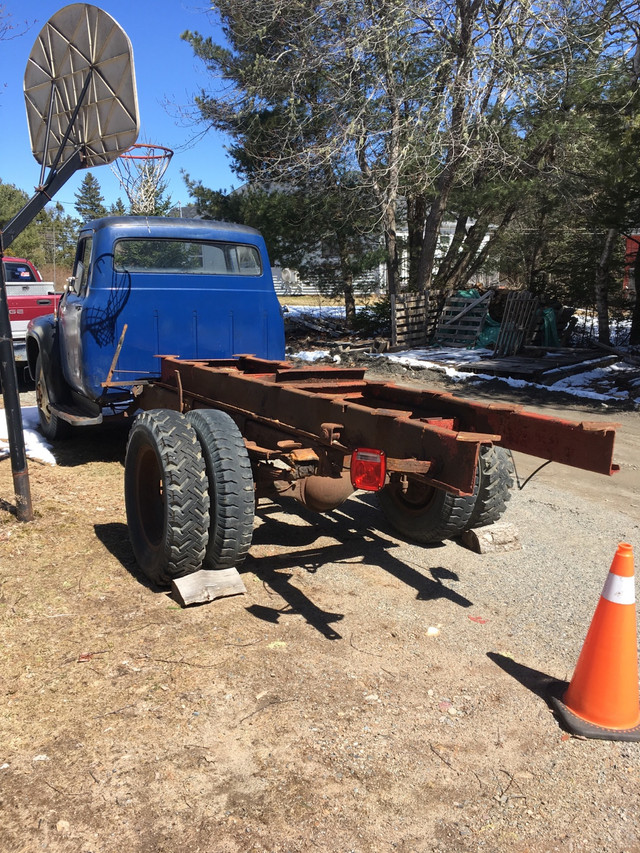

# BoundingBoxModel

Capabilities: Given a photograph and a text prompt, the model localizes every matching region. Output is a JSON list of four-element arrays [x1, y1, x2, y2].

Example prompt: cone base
[[551, 691, 640, 742]]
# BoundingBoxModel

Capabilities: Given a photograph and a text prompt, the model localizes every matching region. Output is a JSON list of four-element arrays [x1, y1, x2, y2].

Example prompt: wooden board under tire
[[171, 568, 247, 607], [459, 521, 521, 553]]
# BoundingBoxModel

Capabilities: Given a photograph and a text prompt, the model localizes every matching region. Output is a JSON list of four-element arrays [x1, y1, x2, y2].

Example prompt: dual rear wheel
[[125, 410, 514, 585], [377, 445, 514, 544], [124, 408, 254, 587]]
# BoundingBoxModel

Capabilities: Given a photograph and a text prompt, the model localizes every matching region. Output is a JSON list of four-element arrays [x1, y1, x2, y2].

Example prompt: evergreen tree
[[0, 184, 80, 283], [74, 172, 107, 221], [183, 174, 380, 326], [40, 203, 80, 272], [109, 198, 127, 215], [0, 182, 46, 263], [494, 67, 640, 344], [183, 1, 630, 299]]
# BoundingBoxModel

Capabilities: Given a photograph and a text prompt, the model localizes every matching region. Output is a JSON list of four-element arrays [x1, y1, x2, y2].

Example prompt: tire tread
[[124, 409, 209, 586], [186, 409, 255, 569], [466, 446, 514, 529], [378, 480, 477, 544]]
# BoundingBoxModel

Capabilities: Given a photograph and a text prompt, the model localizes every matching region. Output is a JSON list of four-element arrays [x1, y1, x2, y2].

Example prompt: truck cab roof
[[82, 216, 263, 242]]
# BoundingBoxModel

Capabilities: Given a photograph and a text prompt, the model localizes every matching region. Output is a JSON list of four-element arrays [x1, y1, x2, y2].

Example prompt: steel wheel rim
[[387, 478, 437, 514], [135, 444, 165, 549]]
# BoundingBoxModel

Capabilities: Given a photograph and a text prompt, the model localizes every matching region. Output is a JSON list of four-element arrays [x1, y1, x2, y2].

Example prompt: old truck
[[3, 256, 61, 366], [26, 216, 619, 588]]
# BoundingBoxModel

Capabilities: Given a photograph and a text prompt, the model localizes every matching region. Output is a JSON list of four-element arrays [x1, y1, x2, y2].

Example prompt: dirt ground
[[0, 365, 639, 853]]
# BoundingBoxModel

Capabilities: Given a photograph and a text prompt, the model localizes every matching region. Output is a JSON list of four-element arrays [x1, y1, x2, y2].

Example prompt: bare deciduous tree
[[184, 0, 633, 312]]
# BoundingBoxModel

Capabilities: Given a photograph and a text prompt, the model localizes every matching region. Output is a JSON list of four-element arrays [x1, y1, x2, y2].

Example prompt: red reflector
[[350, 448, 386, 491]]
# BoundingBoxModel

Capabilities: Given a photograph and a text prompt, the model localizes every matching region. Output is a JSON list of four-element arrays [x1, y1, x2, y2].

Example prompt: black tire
[[466, 445, 514, 530], [35, 354, 71, 440], [186, 409, 255, 568], [124, 409, 209, 587], [377, 476, 477, 544]]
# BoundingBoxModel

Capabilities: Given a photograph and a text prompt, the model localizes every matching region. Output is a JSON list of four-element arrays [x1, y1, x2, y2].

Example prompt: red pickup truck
[[3, 257, 61, 364]]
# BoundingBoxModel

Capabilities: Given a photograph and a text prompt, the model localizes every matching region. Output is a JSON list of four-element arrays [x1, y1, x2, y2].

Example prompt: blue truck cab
[[27, 216, 285, 437]]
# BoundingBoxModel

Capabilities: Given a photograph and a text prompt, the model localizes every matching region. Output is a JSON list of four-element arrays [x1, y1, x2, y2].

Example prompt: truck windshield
[[113, 238, 262, 276]]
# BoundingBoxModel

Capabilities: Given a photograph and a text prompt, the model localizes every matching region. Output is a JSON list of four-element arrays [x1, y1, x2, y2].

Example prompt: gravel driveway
[[0, 368, 638, 852]]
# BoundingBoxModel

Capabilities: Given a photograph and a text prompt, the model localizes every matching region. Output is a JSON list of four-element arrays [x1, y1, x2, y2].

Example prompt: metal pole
[[0, 146, 84, 523], [2, 148, 85, 250], [0, 233, 34, 521]]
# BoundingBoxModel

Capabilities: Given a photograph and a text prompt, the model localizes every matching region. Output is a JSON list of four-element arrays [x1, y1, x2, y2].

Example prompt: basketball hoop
[[111, 142, 173, 215]]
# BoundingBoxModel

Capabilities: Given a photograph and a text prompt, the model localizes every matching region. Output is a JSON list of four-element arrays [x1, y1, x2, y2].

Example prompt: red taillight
[[350, 448, 386, 491]]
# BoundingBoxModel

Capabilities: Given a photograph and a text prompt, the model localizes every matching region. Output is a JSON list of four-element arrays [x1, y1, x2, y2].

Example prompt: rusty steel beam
[[361, 383, 619, 476]]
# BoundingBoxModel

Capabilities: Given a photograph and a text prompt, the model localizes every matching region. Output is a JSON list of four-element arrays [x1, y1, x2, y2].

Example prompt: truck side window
[[73, 238, 93, 296], [4, 262, 36, 282], [235, 245, 261, 274]]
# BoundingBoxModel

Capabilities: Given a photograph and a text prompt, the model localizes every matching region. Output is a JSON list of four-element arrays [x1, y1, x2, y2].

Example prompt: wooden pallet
[[391, 291, 442, 348], [493, 291, 538, 357], [433, 291, 493, 348]]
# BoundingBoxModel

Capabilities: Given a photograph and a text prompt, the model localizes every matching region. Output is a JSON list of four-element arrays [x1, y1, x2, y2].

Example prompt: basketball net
[[111, 143, 173, 215]]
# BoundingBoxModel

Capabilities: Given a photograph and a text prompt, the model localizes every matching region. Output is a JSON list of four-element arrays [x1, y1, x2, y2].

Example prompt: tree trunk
[[384, 203, 400, 299], [342, 274, 356, 329], [432, 215, 468, 290], [415, 158, 458, 293], [630, 245, 640, 345], [415, 0, 476, 291], [337, 237, 357, 329], [406, 194, 427, 290], [451, 205, 516, 289], [434, 208, 516, 292], [595, 227, 617, 345]]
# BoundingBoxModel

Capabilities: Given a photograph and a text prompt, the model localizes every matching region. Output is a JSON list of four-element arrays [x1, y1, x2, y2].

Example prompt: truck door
[[59, 236, 92, 393]]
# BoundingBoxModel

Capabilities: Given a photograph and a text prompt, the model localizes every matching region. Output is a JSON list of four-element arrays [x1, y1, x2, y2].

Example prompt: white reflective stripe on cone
[[601, 573, 636, 606]]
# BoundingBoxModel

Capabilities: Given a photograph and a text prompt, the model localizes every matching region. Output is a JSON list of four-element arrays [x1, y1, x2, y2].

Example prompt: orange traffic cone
[[552, 542, 640, 741]]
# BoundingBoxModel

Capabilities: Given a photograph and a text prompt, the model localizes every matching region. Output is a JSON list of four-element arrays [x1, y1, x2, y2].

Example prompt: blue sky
[[0, 0, 237, 217]]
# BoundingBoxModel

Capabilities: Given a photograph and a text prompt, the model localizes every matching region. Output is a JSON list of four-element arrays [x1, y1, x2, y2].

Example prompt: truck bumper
[[13, 342, 27, 362]]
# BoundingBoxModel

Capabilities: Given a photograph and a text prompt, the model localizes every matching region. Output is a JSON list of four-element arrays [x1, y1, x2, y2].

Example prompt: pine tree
[[0, 182, 46, 263], [74, 173, 107, 222], [110, 198, 127, 215]]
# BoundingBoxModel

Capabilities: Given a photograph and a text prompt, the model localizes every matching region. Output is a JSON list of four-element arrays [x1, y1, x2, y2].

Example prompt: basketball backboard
[[24, 3, 140, 169], [0, 4, 139, 522]]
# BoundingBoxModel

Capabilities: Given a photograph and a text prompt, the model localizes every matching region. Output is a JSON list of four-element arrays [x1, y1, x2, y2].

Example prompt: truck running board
[[50, 401, 103, 427]]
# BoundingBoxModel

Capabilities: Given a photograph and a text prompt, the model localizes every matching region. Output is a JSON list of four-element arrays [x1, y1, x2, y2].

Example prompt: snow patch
[[0, 406, 56, 465]]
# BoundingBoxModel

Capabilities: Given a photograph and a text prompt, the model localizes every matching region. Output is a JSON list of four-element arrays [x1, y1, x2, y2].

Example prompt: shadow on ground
[[51, 423, 130, 468], [93, 521, 163, 594], [245, 495, 474, 639]]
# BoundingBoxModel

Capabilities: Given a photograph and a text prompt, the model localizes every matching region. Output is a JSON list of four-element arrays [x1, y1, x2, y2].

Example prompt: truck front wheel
[[186, 409, 255, 569], [35, 354, 70, 441], [124, 410, 209, 587], [377, 476, 477, 544]]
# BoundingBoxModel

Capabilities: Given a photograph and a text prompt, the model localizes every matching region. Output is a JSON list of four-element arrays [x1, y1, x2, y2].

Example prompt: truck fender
[[26, 316, 71, 406]]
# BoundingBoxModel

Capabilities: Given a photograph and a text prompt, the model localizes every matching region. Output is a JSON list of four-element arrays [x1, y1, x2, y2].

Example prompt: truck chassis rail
[[134, 355, 619, 497]]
